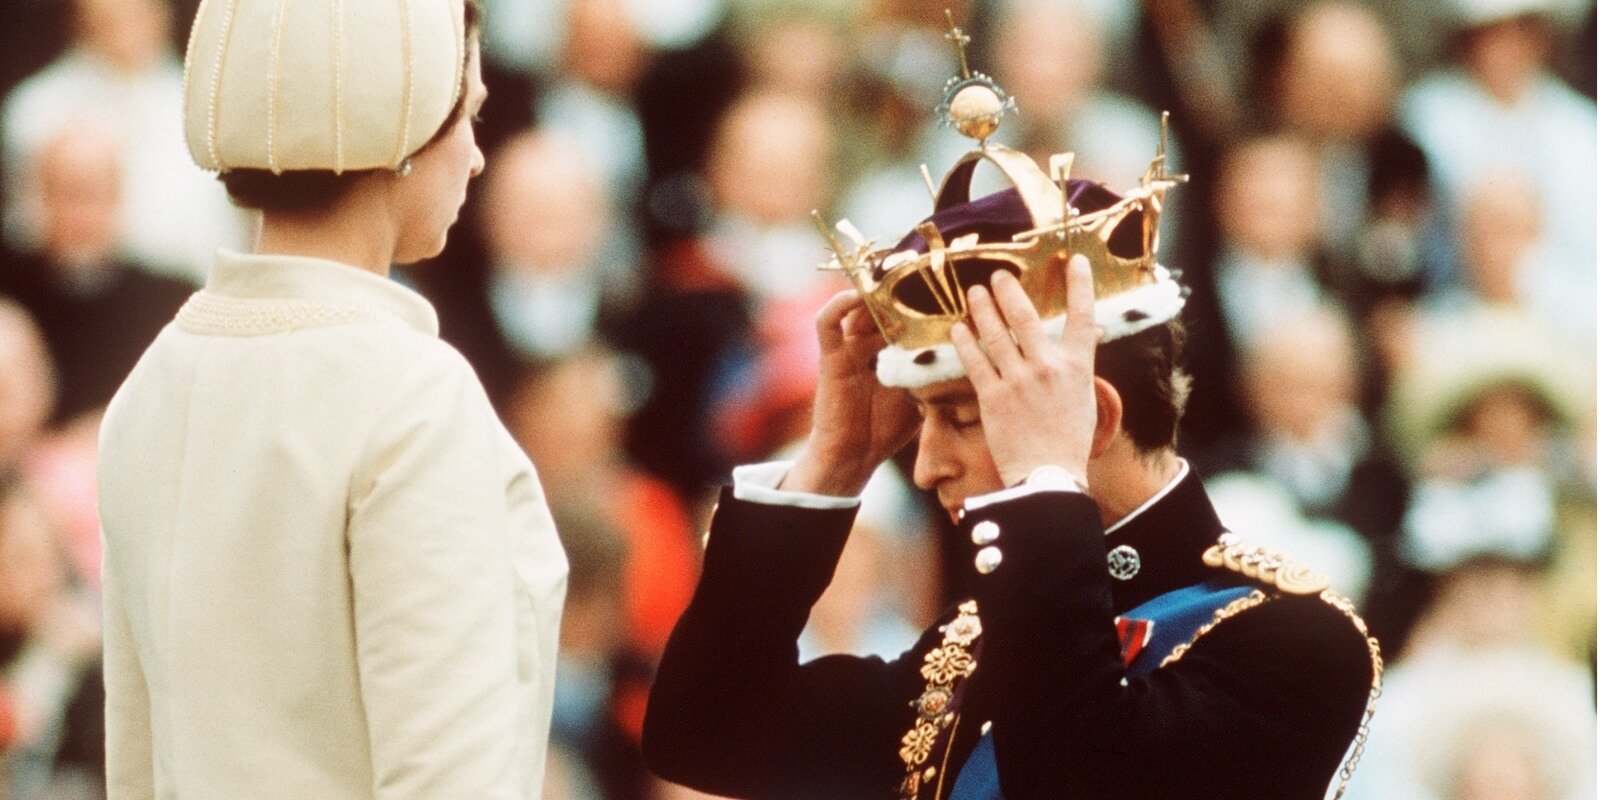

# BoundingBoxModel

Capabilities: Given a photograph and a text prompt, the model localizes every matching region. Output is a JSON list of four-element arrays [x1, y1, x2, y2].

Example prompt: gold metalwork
[[1320, 591, 1385, 800], [1158, 590, 1271, 668], [899, 600, 981, 799], [815, 31, 1186, 352], [944, 10, 972, 78], [1201, 533, 1332, 596]]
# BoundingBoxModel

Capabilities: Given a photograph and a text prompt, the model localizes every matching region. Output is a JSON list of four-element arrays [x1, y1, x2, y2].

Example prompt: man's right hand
[[780, 290, 920, 498]]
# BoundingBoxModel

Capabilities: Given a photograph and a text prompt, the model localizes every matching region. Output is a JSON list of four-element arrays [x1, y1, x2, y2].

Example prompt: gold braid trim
[[1319, 590, 1384, 800], [898, 600, 981, 799], [1157, 587, 1384, 799]]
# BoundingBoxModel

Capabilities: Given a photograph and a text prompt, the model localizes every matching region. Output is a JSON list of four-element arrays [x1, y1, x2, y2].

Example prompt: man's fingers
[[966, 284, 1023, 375], [950, 321, 998, 388], [990, 270, 1048, 361], [815, 289, 864, 348], [1062, 254, 1098, 349]]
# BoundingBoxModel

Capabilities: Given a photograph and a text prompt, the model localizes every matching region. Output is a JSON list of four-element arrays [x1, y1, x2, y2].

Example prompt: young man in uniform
[[643, 25, 1380, 800]]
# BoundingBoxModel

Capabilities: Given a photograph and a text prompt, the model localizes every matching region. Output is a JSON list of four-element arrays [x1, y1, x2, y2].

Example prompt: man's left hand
[[949, 254, 1099, 488]]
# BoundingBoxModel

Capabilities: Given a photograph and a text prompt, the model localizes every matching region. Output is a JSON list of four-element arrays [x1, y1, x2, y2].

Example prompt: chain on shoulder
[[1319, 591, 1385, 800]]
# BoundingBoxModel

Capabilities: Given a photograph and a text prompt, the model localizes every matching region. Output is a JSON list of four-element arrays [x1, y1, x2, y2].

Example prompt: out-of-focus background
[[0, 0, 1594, 797]]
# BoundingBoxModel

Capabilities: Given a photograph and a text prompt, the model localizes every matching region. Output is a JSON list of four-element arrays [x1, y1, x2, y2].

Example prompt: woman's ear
[[1090, 376, 1123, 459]]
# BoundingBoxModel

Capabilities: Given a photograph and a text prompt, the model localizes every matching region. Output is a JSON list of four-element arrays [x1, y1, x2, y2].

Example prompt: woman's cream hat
[[183, 0, 467, 174]]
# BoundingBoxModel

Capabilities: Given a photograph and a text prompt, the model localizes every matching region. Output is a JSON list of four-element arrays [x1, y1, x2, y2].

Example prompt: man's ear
[[1090, 376, 1123, 459]]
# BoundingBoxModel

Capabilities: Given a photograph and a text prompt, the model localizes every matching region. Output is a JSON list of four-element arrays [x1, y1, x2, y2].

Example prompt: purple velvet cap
[[891, 181, 1124, 255]]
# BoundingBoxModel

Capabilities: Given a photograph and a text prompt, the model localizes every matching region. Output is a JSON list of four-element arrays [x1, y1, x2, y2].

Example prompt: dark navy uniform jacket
[[643, 469, 1376, 799]]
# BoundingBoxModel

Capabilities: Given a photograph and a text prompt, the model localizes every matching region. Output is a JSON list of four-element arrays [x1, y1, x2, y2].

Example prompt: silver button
[[971, 520, 1000, 546], [975, 546, 1003, 574], [1107, 545, 1141, 580]]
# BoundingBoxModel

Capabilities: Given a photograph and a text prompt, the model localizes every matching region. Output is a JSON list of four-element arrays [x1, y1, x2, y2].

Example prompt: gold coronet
[[814, 11, 1186, 355]]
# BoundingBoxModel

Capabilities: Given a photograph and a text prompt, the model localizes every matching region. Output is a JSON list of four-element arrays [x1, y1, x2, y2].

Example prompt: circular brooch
[[1107, 545, 1141, 581]]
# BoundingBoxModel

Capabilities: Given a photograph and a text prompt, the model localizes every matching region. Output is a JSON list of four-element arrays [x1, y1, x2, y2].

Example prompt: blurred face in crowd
[[480, 131, 608, 276], [1461, 173, 1541, 305], [995, 2, 1103, 122], [1243, 308, 1357, 444], [33, 126, 123, 269], [1432, 560, 1542, 648], [1276, 3, 1397, 143], [564, 0, 648, 95], [707, 92, 834, 227], [391, 38, 488, 265], [1452, 721, 1545, 800], [1463, 16, 1551, 105], [506, 350, 626, 492], [0, 487, 65, 635], [75, 0, 171, 73], [0, 306, 54, 467], [1457, 384, 1550, 468], [1217, 136, 1322, 261], [745, 15, 848, 100]]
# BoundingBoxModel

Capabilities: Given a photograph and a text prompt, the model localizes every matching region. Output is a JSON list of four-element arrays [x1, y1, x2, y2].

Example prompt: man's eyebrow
[[920, 392, 976, 407]]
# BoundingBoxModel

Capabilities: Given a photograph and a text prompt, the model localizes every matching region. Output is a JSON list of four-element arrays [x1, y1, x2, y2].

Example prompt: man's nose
[[911, 419, 951, 491]]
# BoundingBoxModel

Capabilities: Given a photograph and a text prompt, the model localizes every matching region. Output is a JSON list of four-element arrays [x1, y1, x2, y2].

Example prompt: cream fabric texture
[[98, 250, 567, 799], [183, 0, 466, 172]]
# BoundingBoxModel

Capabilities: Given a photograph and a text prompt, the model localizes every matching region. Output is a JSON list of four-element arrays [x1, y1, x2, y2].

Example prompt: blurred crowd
[[0, 0, 1594, 797]]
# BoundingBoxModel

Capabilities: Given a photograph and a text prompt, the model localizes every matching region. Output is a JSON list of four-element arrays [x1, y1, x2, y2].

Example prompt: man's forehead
[[911, 379, 977, 406]]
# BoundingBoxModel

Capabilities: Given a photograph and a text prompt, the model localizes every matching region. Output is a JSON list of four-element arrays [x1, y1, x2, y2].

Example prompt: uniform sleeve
[[642, 490, 939, 799], [968, 491, 1373, 798], [346, 347, 524, 800], [102, 554, 155, 800]]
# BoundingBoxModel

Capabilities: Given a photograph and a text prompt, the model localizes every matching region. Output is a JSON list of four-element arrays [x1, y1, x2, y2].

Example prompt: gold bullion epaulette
[[1201, 532, 1331, 596]]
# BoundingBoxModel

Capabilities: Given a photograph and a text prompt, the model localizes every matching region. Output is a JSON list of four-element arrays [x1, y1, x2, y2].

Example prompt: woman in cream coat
[[95, 1, 567, 797]]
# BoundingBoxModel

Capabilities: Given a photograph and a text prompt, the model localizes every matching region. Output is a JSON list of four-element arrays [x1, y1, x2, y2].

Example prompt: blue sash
[[946, 581, 1255, 800]]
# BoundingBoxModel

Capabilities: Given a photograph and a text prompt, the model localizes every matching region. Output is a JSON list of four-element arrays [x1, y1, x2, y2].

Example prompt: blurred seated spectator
[[1398, 0, 1595, 299], [1386, 305, 1592, 659], [21, 414, 103, 594], [1182, 134, 1336, 450], [545, 503, 654, 800], [505, 348, 698, 672], [1254, 2, 1439, 297], [1345, 645, 1595, 800], [0, 472, 101, 798], [1, 0, 245, 283], [735, 5, 850, 102], [1202, 307, 1402, 603], [482, 130, 637, 363], [538, 0, 652, 205], [704, 90, 842, 302], [0, 302, 53, 469], [0, 126, 192, 425]]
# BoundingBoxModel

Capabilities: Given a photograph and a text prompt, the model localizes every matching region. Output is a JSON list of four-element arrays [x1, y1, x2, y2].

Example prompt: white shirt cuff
[[731, 461, 862, 510], [964, 465, 1086, 513]]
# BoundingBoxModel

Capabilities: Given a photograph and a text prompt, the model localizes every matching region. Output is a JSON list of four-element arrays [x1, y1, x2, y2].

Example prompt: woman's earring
[[397, 158, 414, 176]]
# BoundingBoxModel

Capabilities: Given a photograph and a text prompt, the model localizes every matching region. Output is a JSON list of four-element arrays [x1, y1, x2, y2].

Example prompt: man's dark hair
[[218, 0, 482, 214], [1094, 319, 1191, 454]]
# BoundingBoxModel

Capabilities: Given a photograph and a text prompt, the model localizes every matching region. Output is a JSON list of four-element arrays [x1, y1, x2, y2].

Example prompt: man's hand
[[782, 291, 921, 497], [950, 254, 1098, 488]]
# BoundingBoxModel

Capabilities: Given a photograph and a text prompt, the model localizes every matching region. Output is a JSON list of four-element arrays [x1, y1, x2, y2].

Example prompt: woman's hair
[[219, 0, 482, 214]]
